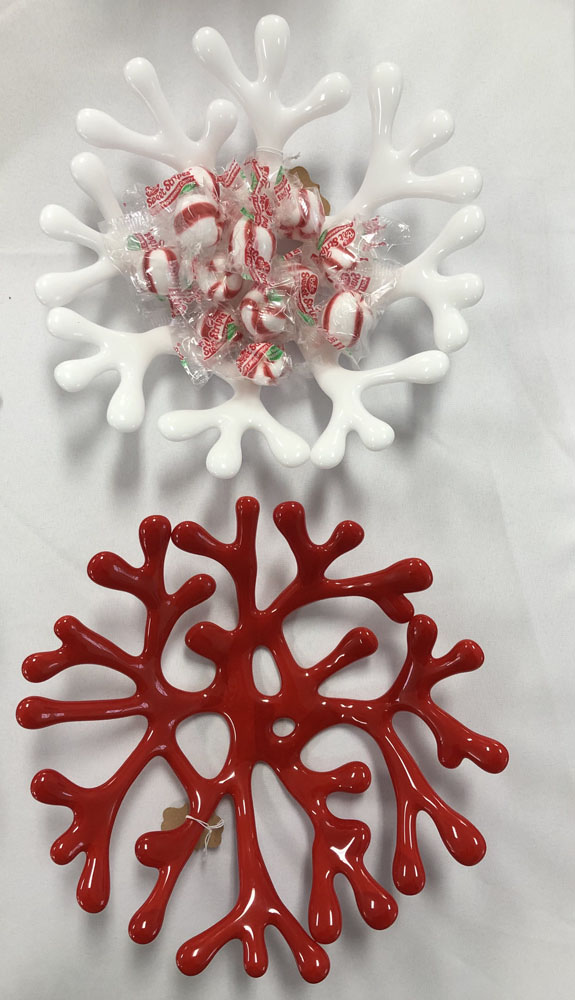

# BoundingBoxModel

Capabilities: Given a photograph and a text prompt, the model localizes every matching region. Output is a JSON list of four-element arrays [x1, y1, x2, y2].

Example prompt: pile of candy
[[104, 158, 408, 387]]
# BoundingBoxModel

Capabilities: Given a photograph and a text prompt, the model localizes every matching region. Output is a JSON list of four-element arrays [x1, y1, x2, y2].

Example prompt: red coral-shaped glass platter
[[16, 498, 508, 983]]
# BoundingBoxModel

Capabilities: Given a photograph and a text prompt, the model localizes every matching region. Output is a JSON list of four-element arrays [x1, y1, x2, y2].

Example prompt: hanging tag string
[[186, 813, 224, 853]]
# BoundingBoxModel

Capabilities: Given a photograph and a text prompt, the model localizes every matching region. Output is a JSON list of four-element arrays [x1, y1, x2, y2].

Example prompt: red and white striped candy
[[174, 181, 222, 251], [321, 290, 375, 349], [277, 186, 325, 239], [197, 308, 242, 361], [236, 342, 289, 385], [229, 218, 276, 277], [139, 246, 179, 296], [194, 256, 243, 302], [239, 288, 288, 341]]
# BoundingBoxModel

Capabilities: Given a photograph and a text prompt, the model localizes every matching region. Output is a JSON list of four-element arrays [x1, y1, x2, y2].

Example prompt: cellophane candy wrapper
[[172, 321, 211, 387], [100, 155, 407, 385], [101, 211, 174, 295]]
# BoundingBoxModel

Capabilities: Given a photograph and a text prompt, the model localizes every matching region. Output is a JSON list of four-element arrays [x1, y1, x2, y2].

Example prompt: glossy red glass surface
[[16, 498, 508, 982]]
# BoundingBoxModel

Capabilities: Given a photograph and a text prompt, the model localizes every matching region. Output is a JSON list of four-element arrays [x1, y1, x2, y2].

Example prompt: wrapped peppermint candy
[[317, 222, 402, 317], [229, 215, 276, 281], [318, 222, 362, 275], [197, 307, 242, 362], [174, 192, 222, 252], [144, 168, 222, 251], [318, 216, 410, 284], [171, 169, 222, 252], [101, 214, 173, 298], [276, 183, 325, 239], [146, 167, 220, 211], [193, 255, 243, 302], [321, 290, 375, 349], [239, 287, 289, 341], [227, 159, 278, 282], [286, 260, 320, 330], [137, 245, 179, 297], [236, 342, 291, 385]]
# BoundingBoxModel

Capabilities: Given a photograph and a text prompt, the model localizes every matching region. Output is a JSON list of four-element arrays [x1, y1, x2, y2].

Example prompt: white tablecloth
[[1, 1, 573, 997]]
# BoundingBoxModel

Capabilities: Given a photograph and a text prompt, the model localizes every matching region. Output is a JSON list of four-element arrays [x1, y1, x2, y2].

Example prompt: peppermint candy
[[236, 342, 290, 385], [277, 186, 325, 239], [229, 217, 276, 282], [146, 167, 219, 214], [174, 171, 222, 251], [239, 288, 288, 341], [194, 256, 243, 302], [139, 246, 179, 297], [321, 290, 375, 349], [318, 223, 359, 274]]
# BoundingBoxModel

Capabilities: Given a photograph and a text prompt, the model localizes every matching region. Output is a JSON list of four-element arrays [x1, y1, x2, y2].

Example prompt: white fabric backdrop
[[1, 1, 574, 997]]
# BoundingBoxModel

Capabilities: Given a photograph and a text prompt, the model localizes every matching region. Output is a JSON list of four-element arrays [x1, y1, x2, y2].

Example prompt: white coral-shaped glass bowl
[[38, 14, 484, 478]]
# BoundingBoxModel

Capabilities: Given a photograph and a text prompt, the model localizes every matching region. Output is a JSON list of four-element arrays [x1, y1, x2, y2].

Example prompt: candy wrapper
[[317, 216, 409, 286], [275, 166, 326, 239], [171, 321, 210, 387]]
